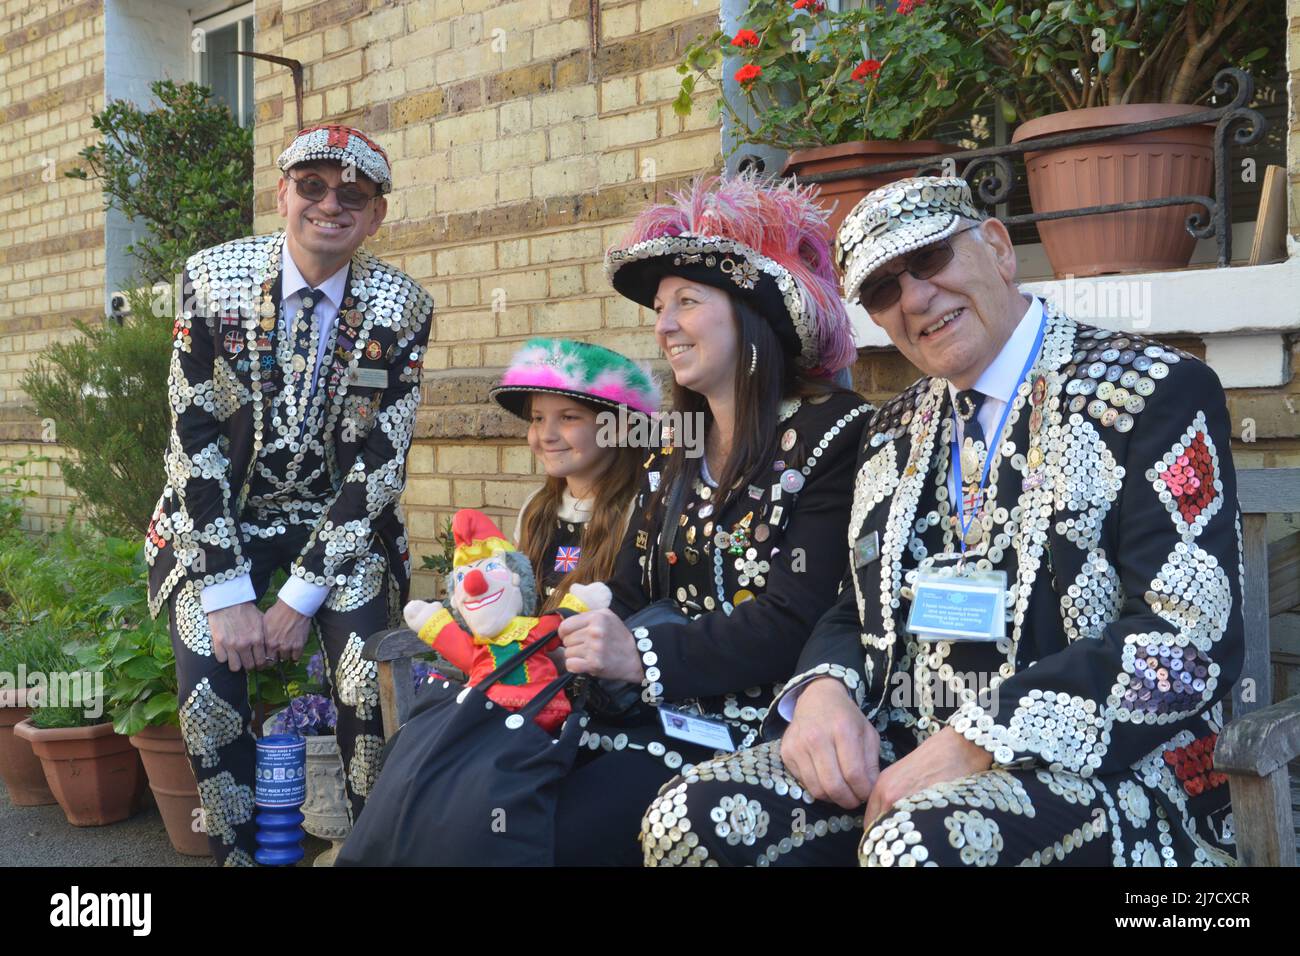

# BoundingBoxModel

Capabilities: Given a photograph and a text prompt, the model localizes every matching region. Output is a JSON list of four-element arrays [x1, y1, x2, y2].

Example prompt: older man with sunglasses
[[641, 176, 1243, 867], [143, 125, 433, 865]]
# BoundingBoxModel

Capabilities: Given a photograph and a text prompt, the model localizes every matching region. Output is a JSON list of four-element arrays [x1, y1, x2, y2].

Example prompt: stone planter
[[129, 724, 210, 857], [0, 688, 55, 806], [784, 140, 955, 243], [302, 734, 352, 866], [14, 718, 147, 826], [1012, 104, 1215, 277]]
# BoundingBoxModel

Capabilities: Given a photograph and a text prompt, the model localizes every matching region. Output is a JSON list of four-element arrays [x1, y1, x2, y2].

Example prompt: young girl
[[490, 338, 659, 611]]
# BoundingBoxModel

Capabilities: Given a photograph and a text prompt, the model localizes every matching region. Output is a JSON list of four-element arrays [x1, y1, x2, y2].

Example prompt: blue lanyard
[[950, 313, 1047, 553]]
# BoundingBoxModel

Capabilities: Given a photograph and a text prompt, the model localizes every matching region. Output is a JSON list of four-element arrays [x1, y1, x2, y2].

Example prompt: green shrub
[[30, 706, 107, 730], [65, 79, 253, 288], [20, 290, 173, 538]]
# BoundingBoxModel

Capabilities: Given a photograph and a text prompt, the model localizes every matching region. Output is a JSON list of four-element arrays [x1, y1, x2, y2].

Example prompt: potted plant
[[966, 0, 1283, 276], [676, 0, 991, 236], [81, 562, 210, 856], [15, 699, 148, 827], [0, 623, 64, 807]]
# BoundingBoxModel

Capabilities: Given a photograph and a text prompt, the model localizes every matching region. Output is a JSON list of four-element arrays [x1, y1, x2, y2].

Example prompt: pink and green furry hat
[[604, 169, 857, 377], [490, 338, 661, 420]]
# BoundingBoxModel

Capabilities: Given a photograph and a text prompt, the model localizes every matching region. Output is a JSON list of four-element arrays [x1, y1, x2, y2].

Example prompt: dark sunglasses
[[286, 173, 378, 211], [858, 224, 980, 312]]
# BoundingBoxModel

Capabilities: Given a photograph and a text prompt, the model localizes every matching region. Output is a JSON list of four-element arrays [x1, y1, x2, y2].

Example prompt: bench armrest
[[1217, 694, 1300, 776]]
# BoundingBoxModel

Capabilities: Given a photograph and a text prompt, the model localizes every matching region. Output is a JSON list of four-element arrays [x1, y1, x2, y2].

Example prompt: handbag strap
[[516, 670, 579, 723], [654, 465, 693, 601], [476, 625, 560, 691]]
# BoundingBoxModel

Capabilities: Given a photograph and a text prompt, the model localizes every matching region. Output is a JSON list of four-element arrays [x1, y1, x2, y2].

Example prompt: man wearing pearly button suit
[[143, 125, 434, 865], [642, 176, 1243, 867]]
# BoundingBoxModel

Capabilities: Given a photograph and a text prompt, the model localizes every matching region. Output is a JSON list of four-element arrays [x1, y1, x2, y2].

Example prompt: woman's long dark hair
[[647, 294, 853, 521]]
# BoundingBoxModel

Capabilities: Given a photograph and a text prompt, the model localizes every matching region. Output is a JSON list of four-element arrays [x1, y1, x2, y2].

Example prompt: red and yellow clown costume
[[415, 510, 596, 732]]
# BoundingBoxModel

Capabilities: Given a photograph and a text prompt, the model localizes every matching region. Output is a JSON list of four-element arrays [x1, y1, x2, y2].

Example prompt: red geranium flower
[[897, 0, 925, 13], [735, 64, 763, 87], [851, 59, 882, 82], [794, 0, 826, 12], [730, 29, 760, 48]]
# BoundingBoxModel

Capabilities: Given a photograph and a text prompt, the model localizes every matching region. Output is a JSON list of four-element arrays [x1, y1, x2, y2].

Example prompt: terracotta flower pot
[[130, 724, 210, 857], [783, 140, 955, 242], [0, 688, 56, 806], [1012, 104, 1215, 277], [14, 718, 147, 826]]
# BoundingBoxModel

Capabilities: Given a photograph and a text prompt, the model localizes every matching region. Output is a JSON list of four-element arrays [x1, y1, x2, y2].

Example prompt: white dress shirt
[[776, 293, 1043, 723], [945, 294, 1042, 503], [199, 245, 350, 617]]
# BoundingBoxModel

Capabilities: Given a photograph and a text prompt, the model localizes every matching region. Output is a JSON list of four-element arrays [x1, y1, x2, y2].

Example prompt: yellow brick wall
[[5, 0, 1298, 574], [249, 0, 724, 593], [0, 0, 105, 531]]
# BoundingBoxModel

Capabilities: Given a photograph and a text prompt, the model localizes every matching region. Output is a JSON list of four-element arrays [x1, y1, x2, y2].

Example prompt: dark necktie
[[954, 388, 988, 448], [955, 388, 990, 523], [289, 288, 323, 444]]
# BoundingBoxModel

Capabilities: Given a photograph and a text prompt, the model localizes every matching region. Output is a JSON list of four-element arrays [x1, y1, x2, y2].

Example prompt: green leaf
[[1035, 54, 1052, 75], [97, 586, 140, 609], [121, 656, 163, 680], [142, 693, 178, 720], [113, 700, 147, 738], [672, 88, 695, 118], [1098, 46, 1115, 74]]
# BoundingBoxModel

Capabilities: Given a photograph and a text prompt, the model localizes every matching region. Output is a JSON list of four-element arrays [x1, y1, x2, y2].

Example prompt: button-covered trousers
[[643, 738, 1234, 867], [168, 524, 392, 866]]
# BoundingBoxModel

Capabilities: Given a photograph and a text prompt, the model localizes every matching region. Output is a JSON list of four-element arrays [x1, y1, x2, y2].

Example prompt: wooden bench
[[362, 468, 1300, 866], [362, 626, 463, 737], [1216, 467, 1300, 866]]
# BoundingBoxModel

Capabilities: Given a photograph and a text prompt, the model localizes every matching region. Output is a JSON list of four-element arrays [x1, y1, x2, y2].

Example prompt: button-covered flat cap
[[277, 124, 393, 194], [835, 176, 984, 306]]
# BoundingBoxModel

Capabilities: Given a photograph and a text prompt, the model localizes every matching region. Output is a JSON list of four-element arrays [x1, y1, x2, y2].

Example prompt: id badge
[[350, 367, 388, 389], [906, 569, 1007, 641], [658, 705, 736, 751]]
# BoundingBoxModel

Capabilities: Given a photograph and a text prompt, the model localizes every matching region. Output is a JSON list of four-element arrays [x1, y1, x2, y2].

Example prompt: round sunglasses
[[286, 173, 379, 211], [858, 224, 981, 313]]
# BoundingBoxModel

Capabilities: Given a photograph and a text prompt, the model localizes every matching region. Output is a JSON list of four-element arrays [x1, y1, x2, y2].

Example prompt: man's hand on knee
[[779, 677, 879, 811], [263, 599, 312, 665], [208, 602, 268, 672], [863, 726, 993, 827]]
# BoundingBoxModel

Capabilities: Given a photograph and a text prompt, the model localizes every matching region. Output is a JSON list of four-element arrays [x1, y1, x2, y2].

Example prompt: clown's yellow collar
[[470, 615, 540, 647]]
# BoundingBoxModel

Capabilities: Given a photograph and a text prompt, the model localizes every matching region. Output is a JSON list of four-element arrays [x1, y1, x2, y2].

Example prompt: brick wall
[[3, 0, 1298, 565], [0, 0, 105, 533]]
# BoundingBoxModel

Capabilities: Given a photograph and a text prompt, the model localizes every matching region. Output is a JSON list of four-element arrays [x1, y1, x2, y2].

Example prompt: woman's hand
[[557, 609, 645, 684]]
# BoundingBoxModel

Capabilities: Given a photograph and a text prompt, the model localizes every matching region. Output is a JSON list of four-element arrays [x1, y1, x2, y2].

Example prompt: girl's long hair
[[517, 394, 642, 612], [647, 294, 852, 522]]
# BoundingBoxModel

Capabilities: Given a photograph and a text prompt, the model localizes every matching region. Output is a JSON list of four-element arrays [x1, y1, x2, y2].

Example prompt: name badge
[[906, 569, 1007, 642], [658, 705, 736, 751], [350, 367, 388, 389], [853, 530, 879, 568]]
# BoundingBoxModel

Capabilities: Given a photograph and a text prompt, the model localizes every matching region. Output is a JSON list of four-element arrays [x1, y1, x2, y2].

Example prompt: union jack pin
[[553, 545, 581, 573]]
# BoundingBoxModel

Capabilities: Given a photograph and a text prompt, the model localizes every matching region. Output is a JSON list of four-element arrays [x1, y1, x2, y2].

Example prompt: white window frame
[[190, 0, 255, 128]]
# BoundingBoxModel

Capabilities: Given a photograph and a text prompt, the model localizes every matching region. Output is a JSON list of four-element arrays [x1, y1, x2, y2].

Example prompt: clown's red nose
[[463, 569, 488, 597]]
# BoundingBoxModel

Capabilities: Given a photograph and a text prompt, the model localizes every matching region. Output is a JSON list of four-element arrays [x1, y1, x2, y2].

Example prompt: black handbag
[[582, 468, 693, 721], [336, 629, 584, 867]]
